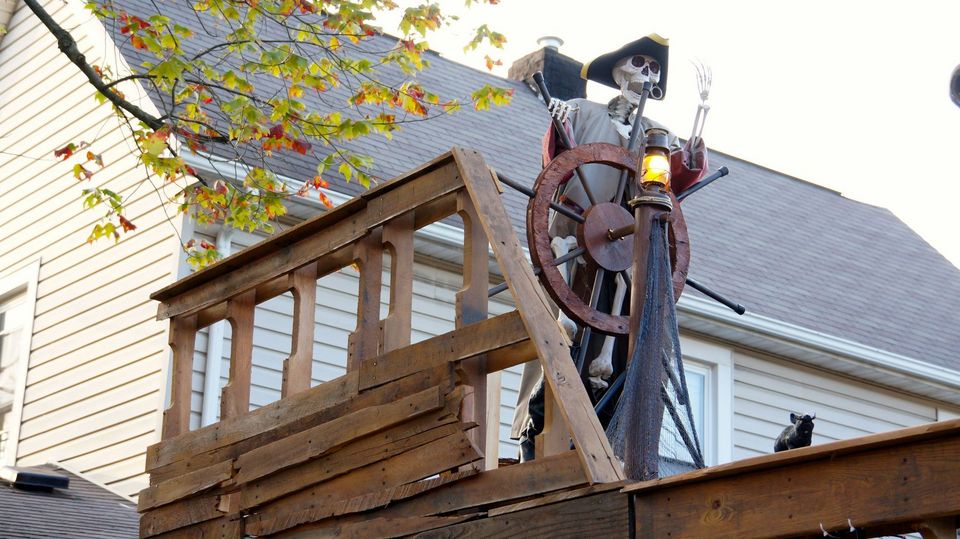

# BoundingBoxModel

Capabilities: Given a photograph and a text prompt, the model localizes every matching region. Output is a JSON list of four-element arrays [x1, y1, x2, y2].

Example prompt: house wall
[[0, 0, 179, 497], [732, 348, 938, 459]]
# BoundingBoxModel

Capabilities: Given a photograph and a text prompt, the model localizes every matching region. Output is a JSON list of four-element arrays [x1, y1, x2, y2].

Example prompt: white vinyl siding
[[187, 228, 523, 459], [0, 0, 178, 497], [732, 350, 938, 459]]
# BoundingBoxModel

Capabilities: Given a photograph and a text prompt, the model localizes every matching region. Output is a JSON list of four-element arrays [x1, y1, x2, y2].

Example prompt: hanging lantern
[[641, 128, 671, 189]]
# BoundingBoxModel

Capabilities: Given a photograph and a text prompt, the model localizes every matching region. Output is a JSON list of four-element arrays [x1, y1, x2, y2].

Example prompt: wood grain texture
[[148, 365, 454, 482], [139, 491, 226, 537], [238, 391, 466, 509], [283, 263, 317, 396], [277, 514, 479, 539], [381, 213, 415, 352], [630, 430, 960, 538], [415, 489, 629, 539], [153, 159, 463, 321], [454, 146, 623, 484], [161, 314, 197, 440], [245, 430, 482, 535], [138, 460, 233, 512], [456, 191, 490, 467], [358, 310, 527, 391], [220, 290, 255, 420], [233, 385, 444, 484], [347, 228, 383, 371], [149, 517, 241, 539]]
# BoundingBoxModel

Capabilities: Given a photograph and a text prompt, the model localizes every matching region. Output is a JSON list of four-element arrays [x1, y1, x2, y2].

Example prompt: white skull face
[[613, 55, 662, 104]]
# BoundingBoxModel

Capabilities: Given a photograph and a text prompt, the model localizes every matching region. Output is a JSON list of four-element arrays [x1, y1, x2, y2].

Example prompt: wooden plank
[[537, 385, 572, 458], [150, 517, 242, 539], [485, 337, 537, 372], [416, 489, 630, 539], [486, 481, 626, 517], [161, 314, 197, 440], [138, 460, 233, 512], [273, 469, 480, 538], [154, 160, 463, 320], [283, 263, 317, 396], [358, 310, 528, 391], [453, 146, 623, 484], [244, 430, 482, 536], [381, 213, 414, 352], [147, 364, 455, 481], [369, 450, 587, 519], [629, 430, 960, 538], [233, 385, 444, 484], [456, 191, 490, 469], [622, 418, 960, 493], [347, 228, 383, 371], [220, 290, 255, 420], [148, 370, 359, 472], [238, 390, 466, 509], [150, 150, 458, 303], [139, 491, 226, 537], [277, 514, 479, 539]]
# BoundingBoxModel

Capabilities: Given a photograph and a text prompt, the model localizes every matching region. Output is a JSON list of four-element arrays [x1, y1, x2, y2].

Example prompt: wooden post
[[381, 214, 414, 353], [282, 263, 317, 397], [347, 229, 383, 371], [162, 314, 197, 439], [457, 192, 490, 469], [536, 385, 571, 458], [454, 147, 623, 484], [220, 290, 255, 420]]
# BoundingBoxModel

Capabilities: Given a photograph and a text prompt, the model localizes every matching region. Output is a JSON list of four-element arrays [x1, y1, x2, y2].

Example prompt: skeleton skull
[[613, 54, 662, 104]]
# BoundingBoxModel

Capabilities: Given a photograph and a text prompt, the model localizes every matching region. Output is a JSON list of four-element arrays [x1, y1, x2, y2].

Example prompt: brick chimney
[[508, 37, 586, 100]]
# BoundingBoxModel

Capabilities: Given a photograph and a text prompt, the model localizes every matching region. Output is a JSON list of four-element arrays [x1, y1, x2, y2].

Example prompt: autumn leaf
[[55, 143, 77, 160], [118, 215, 137, 232]]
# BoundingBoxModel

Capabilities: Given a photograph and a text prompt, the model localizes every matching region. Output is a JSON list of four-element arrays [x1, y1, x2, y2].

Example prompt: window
[[0, 291, 27, 462], [678, 336, 734, 466], [0, 261, 40, 466]]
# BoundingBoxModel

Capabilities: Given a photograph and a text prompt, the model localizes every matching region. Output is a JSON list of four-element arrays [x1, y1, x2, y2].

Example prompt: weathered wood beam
[[625, 419, 960, 538], [454, 147, 624, 484]]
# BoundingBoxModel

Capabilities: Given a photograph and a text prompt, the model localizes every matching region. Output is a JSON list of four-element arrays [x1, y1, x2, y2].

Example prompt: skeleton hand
[[548, 98, 574, 124]]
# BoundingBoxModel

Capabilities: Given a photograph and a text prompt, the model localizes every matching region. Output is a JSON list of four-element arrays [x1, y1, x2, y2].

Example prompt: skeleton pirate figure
[[512, 34, 709, 464]]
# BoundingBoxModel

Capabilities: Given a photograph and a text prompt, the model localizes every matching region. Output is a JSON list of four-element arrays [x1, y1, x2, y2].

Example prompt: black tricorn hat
[[580, 33, 669, 99]]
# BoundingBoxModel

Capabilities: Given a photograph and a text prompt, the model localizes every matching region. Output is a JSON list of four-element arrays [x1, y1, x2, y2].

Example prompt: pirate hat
[[580, 34, 669, 99]]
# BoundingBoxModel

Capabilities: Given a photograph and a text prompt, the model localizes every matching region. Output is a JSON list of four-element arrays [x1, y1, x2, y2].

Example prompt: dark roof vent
[[0, 466, 70, 491]]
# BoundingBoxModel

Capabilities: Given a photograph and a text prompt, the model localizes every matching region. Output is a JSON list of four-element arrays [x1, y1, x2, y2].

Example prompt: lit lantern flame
[[641, 149, 671, 189]]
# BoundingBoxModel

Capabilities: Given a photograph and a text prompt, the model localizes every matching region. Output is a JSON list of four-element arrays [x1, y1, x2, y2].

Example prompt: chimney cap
[[537, 36, 564, 51]]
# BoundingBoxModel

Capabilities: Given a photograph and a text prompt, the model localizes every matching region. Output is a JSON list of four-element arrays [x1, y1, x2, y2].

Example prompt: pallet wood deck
[[141, 149, 960, 538]]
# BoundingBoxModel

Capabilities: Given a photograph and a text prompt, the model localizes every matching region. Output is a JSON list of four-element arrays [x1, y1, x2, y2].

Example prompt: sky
[[381, 0, 960, 269]]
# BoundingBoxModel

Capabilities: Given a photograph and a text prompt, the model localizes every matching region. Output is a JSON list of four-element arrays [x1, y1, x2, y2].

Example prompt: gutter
[[678, 294, 960, 405]]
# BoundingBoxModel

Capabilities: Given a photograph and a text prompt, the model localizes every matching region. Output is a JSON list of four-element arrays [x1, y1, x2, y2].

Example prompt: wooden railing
[[139, 148, 622, 537]]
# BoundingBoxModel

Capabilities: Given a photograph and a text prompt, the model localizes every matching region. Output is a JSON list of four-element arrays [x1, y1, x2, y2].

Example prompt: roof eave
[[678, 294, 960, 406]]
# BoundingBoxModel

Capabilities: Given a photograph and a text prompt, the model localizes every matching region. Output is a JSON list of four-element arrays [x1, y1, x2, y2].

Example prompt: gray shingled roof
[[104, 2, 960, 369], [0, 465, 138, 538]]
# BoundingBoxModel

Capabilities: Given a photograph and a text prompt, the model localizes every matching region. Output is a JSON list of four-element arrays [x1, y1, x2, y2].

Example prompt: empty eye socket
[[649, 61, 660, 74], [630, 56, 646, 68]]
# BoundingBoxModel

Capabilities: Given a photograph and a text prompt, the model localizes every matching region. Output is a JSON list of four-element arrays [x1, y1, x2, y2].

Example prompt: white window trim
[[0, 260, 41, 467], [680, 335, 733, 465]]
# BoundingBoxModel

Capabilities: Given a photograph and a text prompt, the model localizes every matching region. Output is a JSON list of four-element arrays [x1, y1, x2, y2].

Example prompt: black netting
[[605, 221, 704, 480]]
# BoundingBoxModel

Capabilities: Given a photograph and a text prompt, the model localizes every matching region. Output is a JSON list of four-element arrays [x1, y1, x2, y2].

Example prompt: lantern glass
[[641, 149, 671, 188]]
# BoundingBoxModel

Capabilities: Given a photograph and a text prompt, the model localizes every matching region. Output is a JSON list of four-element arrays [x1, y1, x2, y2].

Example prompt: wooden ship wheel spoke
[[523, 142, 690, 337]]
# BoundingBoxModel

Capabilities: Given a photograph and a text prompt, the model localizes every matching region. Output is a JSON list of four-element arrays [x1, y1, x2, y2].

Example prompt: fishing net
[[605, 221, 704, 480]]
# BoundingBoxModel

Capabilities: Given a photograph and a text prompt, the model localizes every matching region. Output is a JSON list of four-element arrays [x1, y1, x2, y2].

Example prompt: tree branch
[[22, 0, 165, 131]]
